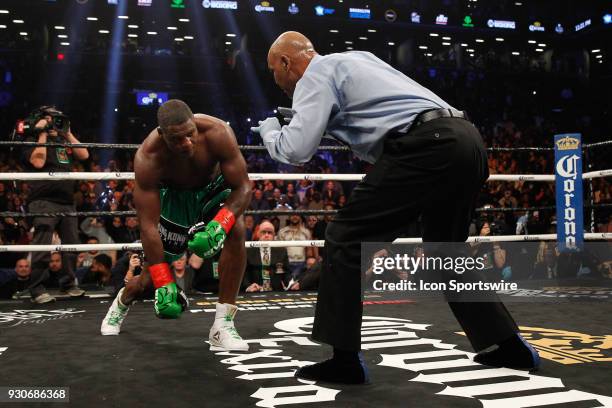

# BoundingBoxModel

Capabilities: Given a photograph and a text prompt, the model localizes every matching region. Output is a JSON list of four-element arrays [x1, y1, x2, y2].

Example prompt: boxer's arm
[[207, 122, 252, 217], [133, 150, 165, 265]]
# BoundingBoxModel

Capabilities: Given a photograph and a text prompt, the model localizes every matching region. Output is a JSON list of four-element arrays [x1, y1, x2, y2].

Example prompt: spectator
[[123, 216, 140, 243], [244, 220, 289, 292], [285, 182, 299, 209], [249, 189, 270, 223], [321, 181, 341, 206], [296, 180, 314, 203], [21, 106, 88, 303], [43, 252, 67, 291], [0, 182, 7, 211], [531, 242, 559, 279], [275, 195, 293, 229], [80, 216, 114, 248], [109, 251, 144, 296], [172, 254, 195, 295], [188, 253, 220, 293], [0, 258, 31, 299], [364, 249, 409, 286], [277, 215, 313, 279], [105, 216, 127, 243], [77, 236, 102, 269], [78, 254, 113, 289], [308, 191, 324, 211], [244, 214, 255, 241], [288, 256, 321, 291]]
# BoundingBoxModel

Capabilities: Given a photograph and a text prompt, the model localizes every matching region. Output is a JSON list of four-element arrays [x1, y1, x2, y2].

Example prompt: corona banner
[[554, 133, 583, 248]]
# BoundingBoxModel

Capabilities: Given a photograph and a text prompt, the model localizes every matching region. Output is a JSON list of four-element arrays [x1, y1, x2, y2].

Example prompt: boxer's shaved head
[[157, 99, 194, 130], [268, 31, 317, 98], [157, 99, 196, 157]]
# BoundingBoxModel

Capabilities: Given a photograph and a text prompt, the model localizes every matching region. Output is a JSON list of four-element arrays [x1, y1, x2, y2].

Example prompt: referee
[[22, 106, 89, 303], [253, 31, 540, 384]]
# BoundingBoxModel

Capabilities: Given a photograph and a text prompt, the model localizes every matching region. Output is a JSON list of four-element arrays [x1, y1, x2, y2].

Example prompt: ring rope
[[1, 233, 610, 252], [0, 141, 350, 152], [2, 171, 611, 182], [2, 204, 611, 219], [1, 140, 611, 151]]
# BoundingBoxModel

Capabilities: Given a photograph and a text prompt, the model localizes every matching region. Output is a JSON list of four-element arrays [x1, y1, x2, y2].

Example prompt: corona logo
[[529, 21, 546, 32], [556, 154, 580, 179], [555, 136, 580, 150]]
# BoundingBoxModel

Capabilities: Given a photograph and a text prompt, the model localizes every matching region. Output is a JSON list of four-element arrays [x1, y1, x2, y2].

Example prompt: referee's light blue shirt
[[262, 51, 453, 165]]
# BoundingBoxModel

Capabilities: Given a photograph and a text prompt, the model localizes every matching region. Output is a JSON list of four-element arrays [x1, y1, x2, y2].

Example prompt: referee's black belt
[[412, 108, 470, 129]]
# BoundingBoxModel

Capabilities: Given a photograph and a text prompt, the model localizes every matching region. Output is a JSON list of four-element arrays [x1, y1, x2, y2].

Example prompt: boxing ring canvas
[[1, 289, 611, 407]]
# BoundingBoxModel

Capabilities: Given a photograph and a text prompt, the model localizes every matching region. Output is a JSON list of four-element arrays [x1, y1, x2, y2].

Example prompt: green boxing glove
[[149, 263, 188, 319], [154, 282, 189, 319], [188, 208, 236, 259]]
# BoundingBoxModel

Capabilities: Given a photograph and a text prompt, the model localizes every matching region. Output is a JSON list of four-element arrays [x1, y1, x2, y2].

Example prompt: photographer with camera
[[22, 106, 89, 303]]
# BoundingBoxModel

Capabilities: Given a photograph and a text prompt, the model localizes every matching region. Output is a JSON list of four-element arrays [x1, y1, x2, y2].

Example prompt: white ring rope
[[0, 171, 610, 182], [582, 169, 612, 180], [1, 233, 610, 252]]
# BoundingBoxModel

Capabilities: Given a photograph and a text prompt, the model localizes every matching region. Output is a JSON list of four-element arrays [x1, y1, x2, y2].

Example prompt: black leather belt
[[412, 108, 470, 129]]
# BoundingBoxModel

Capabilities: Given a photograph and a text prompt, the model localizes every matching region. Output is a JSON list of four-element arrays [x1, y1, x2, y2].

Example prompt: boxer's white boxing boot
[[209, 303, 249, 351], [101, 288, 130, 335]]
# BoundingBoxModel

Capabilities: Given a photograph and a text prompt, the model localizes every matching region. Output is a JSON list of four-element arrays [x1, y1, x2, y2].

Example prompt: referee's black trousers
[[311, 117, 519, 352]]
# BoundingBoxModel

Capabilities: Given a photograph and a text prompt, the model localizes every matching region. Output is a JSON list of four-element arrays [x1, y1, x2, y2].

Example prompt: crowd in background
[[1, 53, 611, 299]]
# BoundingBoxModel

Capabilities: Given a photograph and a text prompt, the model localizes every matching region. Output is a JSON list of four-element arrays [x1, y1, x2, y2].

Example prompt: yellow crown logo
[[262, 1, 270, 6], [457, 326, 612, 365], [533, 21, 542, 26], [556, 136, 580, 150]]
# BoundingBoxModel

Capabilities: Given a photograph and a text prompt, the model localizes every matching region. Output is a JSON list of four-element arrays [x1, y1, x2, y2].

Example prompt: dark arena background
[[0, 0, 611, 407]]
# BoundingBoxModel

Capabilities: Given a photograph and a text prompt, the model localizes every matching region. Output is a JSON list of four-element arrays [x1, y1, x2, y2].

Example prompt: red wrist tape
[[213, 207, 236, 234], [149, 263, 174, 288]]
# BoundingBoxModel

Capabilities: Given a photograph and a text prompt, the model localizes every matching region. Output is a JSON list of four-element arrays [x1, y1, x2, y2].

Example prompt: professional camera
[[18, 105, 70, 136]]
